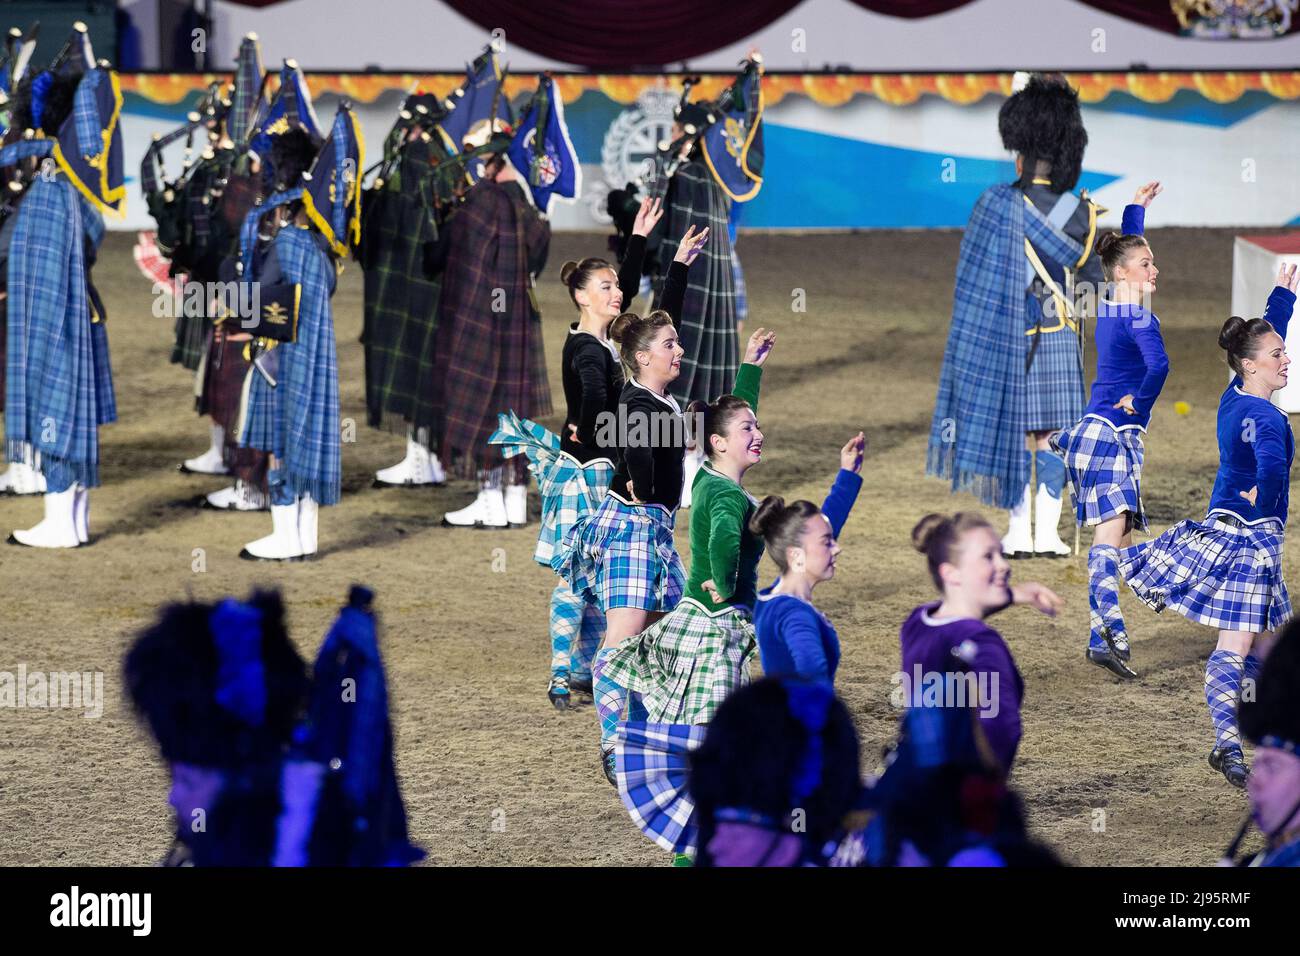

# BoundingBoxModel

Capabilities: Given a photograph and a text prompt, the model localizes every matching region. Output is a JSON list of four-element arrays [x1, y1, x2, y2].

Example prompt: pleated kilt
[[171, 311, 208, 371], [1051, 415, 1146, 530], [614, 721, 705, 854], [1119, 515, 1292, 633], [197, 328, 251, 427], [90, 320, 116, 426], [487, 411, 614, 567], [1024, 326, 1084, 432], [602, 598, 756, 725], [552, 495, 684, 613]]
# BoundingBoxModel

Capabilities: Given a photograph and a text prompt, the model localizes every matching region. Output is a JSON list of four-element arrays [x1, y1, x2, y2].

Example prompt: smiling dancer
[[749, 434, 866, 685], [1118, 267, 1298, 788], [900, 513, 1064, 774], [488, 198, 704, 708], [598, 329, 778, 753], [1050, 182, 1164, 679]]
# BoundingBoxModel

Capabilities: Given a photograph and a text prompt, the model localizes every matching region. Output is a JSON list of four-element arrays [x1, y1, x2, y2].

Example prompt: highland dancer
[[750, 434, 865, 684], [1238, 620, 1300, 866], [582, 328, 773, 784], [1050, 183, 1165, 679], [1118, 268, 1298, 788], [927, 75, 1104, 558], [901, 513, 1063, 774], [488, 199, 705, 708], [3, 45, 124, 548]]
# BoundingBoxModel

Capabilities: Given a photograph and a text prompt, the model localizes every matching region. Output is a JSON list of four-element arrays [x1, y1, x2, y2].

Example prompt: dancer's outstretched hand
[[632, 196, 664, 238], [840, 432, 866, 473], [674, 224, 710, 266], [1132, 181, 1162, 208], [743, 327, 777, 366], [1276, 262, 1299, 293], [1011, 582, 1064, 617]]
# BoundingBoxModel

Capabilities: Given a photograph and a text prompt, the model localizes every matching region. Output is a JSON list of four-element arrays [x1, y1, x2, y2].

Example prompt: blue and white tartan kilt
[[731, 248, 748, 325], [552, 495, 685, 613], [615, 721, 706, 854], [90, 321, 116, 426], [1024, 326, 1084, 432], [1051, 415, 1145, 531], [487, 411, 614, 567], [1118, 515, 1292, 633]]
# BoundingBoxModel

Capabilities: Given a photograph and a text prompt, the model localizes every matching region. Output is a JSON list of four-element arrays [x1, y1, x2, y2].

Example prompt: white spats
[[505, 485, 528, 527], [182, 423, 229, 475], [680, 444, 706, 510], [10, 487, 80, 549], [73, 485, 89, 545], [442, 488, 508, 529], [240, 502, 304, 561], [204, 480, 269, 511], [297, 494, 319, 556], [0, 461, 45, 495], [1033, 485, 1073, 557], [375, 437, 446, 487], [1001, 483, 1034, 558]]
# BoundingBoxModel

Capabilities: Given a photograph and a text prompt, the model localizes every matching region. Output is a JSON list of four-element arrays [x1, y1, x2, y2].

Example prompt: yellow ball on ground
[[1174, 401, 1191, 416]]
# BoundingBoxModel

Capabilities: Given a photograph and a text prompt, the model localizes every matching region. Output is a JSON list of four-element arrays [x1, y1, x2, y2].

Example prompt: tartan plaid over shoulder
[[431, 179, 552, 475], [926, 183, 1082, 510], [4, 174, 105, 489]]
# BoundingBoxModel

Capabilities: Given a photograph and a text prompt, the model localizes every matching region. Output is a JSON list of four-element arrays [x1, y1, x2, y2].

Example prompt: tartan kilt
[[603, 598, 757, 725], [488, 411, 614, 567], [1051, 415, 1146, 531], [1024, 325, 1084, 432], [198, 329, 252, 430], [238, 348, 279, 458], [90, 320, 116, 425], [171, 311, 208, 371], [615, 721, 706, 854], [1119, 516, 1292, 633], [552, 495, 684, 612], [656, 162, 738, 405], [0, 295, 6, 413]]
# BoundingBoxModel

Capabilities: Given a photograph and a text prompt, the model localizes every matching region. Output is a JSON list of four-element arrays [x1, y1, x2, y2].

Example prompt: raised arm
[[1263, 280, 1297, 343], [820, 432, 866, 537], [617, 196, 663, 305], [659, 223, 710, 328]]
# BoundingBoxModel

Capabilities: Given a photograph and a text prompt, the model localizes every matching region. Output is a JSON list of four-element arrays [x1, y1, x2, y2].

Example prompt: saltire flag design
[[505, 75, 581, 216]]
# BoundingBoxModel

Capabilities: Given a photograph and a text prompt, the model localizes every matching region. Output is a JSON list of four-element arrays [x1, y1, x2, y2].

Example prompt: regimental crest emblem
[[592, 88, 679, 223], [1172, 0, 1297, 37]]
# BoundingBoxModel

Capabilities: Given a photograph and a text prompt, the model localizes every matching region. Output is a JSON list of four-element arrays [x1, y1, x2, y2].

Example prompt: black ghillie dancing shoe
[[601, 746, 617, 788], [1086, 628, 1138, 679], [547, 676, 571, 711], [1209, 746, 1250, 789]]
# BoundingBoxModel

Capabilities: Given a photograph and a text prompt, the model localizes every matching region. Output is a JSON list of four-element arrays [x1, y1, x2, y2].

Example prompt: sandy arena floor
[[0, 225, 1286, 866]]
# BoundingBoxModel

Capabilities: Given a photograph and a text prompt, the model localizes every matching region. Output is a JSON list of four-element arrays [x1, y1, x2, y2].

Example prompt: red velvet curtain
[[438, 0, 802, 67]]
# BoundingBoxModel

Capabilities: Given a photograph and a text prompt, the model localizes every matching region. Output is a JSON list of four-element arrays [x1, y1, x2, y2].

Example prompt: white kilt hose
[[1052, 415, 1147, 531], [553, 496, 685, 612], [1119, 514, 1292, 633]]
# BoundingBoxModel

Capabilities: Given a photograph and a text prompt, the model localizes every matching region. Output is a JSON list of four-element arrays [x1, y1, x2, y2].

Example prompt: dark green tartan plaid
[[171, 312, 208, 371], [654, 160, 738, 405], [361, 143, 444, 433]]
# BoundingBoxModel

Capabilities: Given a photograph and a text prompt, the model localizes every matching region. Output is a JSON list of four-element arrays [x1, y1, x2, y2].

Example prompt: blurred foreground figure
[[125, 585, 422, 866], [1238, 619, 1300, 866]]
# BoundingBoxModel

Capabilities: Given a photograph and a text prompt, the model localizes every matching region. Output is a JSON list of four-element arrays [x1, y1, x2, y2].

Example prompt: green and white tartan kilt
[[603, 598, 756, 725]]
